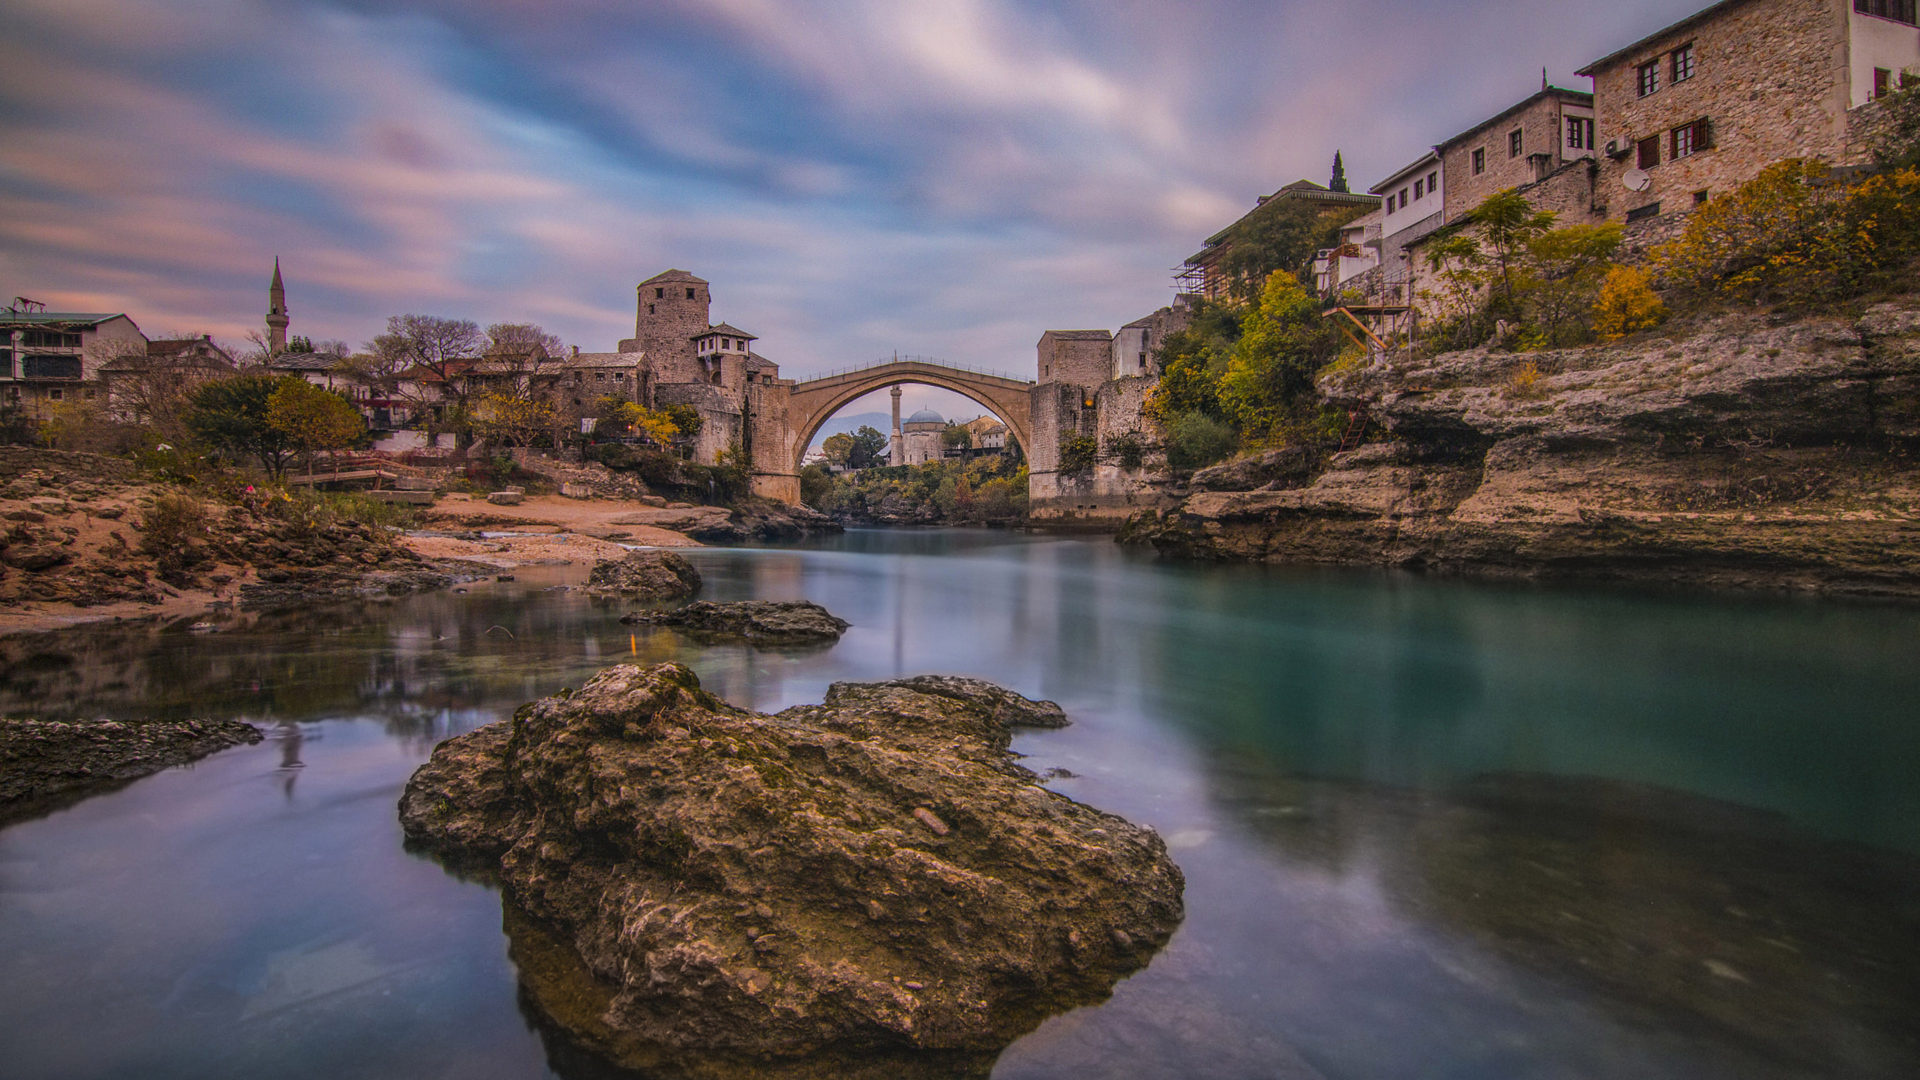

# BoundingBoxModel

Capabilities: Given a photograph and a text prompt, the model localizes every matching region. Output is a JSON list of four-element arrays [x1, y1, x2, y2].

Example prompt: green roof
[[0, 311, 129, 326]]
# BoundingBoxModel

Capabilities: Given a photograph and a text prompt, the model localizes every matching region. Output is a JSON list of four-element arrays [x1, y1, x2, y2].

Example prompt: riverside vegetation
[[1121, 89, 1920, 592]]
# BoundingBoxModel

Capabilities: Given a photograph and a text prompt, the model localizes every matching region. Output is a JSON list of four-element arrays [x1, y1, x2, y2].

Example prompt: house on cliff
[[1577, 0, 1918, 241]]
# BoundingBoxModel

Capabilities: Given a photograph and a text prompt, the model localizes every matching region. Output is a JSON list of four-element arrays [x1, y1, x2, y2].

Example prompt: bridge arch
[[785, 361, 1034, 474]]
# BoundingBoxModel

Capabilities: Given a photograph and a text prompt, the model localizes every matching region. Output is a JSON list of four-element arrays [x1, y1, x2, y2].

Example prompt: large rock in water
[[619, 599, 849, 644], [584, 549, 702, 599], [399, 664, 1182, 1077]]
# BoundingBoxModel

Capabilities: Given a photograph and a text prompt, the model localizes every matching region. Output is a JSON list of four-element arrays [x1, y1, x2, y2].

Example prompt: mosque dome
[[905, 409, 947, 425]]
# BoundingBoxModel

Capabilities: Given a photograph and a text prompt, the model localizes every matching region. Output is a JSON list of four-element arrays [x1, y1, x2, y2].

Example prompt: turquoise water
[[1, 528, 1916, 1078]]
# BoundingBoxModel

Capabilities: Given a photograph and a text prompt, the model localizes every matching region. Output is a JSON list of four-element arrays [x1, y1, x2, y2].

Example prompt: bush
[[1058, 435, 1098, 477], [1162, 411, 1237, 471], [139, 491, 212, 577], [1104, 431, 1147, 471], [1649, 159, 1911, 306], [1592, 266, 1669, 340]]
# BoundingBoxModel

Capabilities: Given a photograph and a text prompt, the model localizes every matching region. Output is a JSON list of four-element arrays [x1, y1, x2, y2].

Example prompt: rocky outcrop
[[584, 549, 702, 599], [0, 717, 262, 823], [0, 451, 486, 613], [689, 499, 843, 544], [1125, 302, 1920, 596], [620, 600, 850, 645], [400, 664, 1182, 1076]]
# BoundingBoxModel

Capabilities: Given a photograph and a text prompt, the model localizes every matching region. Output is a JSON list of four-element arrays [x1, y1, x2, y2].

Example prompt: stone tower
[[622, 268, 709, 386], [265, 257, 289, 354]]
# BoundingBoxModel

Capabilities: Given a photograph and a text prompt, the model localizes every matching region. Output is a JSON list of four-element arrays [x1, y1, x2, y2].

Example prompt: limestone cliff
[[1122, 302, 1920, 596]]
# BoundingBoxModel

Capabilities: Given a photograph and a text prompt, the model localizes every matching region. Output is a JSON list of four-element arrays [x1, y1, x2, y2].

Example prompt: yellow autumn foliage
[[1592, 266, 1668, 340]]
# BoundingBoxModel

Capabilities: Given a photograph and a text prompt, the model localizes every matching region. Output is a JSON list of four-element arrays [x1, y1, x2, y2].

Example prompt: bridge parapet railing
[[799, 354, 1032, 384]]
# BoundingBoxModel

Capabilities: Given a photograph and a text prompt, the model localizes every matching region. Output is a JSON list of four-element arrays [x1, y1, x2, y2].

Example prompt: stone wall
[[1587, 0, 1854, 228], [1406, 162, 1600, 320], [1037, 330, 1114, 387], [1028, 375, 1174, 523], [655, 382, 741, 466], [1441, 90, 1595, 221]]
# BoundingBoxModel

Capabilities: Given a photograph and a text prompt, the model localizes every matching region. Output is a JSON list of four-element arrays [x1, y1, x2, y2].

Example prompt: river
[[2, 528, 1916, 1078]]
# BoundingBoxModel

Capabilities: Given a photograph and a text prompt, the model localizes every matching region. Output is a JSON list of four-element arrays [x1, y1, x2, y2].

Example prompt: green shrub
[[139, 491, 212, 576], [1058, 435, 1098, 477], [1162, 411, 1236, 471]]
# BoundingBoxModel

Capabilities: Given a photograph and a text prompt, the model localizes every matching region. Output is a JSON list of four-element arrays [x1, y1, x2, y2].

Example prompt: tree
[[821, 432, 855, 467], [485, 322, 564, 357], [267, 379, 366, 476], [366, 314, 484, 437], [942, 423, 972, 450], [1218, 271, 1342, 441], [1521, 221, 1624, 346], [1218, 199, 1361, 303], [186, 374, 304, 478], [847, 425, 890, 469], [595, 396, 680, 446], [1146, 300, 1241, 423], [470, 391, 556, 449]]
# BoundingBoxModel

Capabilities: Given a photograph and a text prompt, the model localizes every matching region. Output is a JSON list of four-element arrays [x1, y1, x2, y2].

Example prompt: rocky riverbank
[[400, 664, 1182, 1077], [0, 716, 262, 824], [1123, 301, 1920, 597]]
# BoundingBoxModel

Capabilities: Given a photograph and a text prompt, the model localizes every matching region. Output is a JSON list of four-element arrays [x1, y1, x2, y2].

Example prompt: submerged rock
[[0, 717, 262, 823], [620, 600, 849, 644], [584, 549, 702, 600], [399, 663, 1182, 1075]]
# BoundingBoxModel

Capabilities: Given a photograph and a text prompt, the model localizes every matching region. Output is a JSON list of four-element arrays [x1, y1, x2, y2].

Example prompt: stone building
[[1110, 301, 1194, 380], [1577, 0, 1918, 234], [1435, 85, 1597, 222], [1028, 308, 1187, 522], [898, 408, 949, 465], [0, 305, 146, 418]]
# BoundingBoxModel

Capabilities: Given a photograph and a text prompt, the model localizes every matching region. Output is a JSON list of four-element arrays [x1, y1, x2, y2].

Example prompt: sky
[[1, 0, 1711, 419]]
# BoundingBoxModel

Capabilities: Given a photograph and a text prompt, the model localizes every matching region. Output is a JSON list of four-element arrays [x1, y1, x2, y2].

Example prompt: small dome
[[905, 409, 946, 424]]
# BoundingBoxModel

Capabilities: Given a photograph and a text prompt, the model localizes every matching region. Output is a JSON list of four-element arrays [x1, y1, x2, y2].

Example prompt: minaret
[[890, 385, 904, 466], [265, 257, 289, 355], [1330, 151, 1349, 194]]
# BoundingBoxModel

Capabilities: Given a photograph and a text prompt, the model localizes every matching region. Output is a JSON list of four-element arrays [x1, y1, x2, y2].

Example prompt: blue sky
[[1, 0, 1709, 417]]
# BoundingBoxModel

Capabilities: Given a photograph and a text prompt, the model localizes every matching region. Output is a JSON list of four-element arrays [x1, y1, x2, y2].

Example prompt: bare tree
[[366, 314, 485, 437], [485, 322, 564, 356]]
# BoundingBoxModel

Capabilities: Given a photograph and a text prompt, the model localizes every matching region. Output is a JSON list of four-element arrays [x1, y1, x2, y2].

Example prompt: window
[[1855, 0, 1917, 26], [1472, 148, 1485, 174], [1427, 170, 1438, 192], [648, 303, 655, 314], [685, 287, 696, 299], [23, 355, 81, 379], [1670, 118, 1708, 159], [1637, 134, 1661, 169], [1693, 189, 1710, 206], [47, 388, 63, 401], [1397, 187, 1408, 209], [1875, 68, 1893, 98], [1626, 202, 1662, 222], [1509, 129, 1523, 157], [1413, 179, 1424, 199], [1637, 59, 1660, 97], [1671, 43, 1695, 83], [655, 287, 664, 298]]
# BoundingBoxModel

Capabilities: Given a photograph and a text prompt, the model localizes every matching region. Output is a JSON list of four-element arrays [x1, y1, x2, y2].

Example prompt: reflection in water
[[1, 531, 1917, 1079]]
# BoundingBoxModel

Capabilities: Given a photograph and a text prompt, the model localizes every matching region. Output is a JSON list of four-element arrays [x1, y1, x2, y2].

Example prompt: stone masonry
[[1579, 0, 1893, 227]]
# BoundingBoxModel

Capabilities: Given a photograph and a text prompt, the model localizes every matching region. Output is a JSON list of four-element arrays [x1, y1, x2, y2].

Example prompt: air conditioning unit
[[1605, 139, 1631, 159]]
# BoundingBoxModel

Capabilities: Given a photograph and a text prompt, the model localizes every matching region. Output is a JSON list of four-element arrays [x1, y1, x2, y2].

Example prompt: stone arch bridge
[[747, 358, 1034, 504]]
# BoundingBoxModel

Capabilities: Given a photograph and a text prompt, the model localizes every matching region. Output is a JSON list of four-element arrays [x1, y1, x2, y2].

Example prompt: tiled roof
[[266, 353, 343, 371], [1578, 0, 1751, 75], [640, 268, 708, 286], [745, 353, 777, 371], [1041, 329, 1113, 341], [699, 322, 757, 340]]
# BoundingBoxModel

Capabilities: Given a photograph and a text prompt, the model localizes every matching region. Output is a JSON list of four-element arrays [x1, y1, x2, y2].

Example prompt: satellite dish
[[1623, 168, 1652, 192]]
